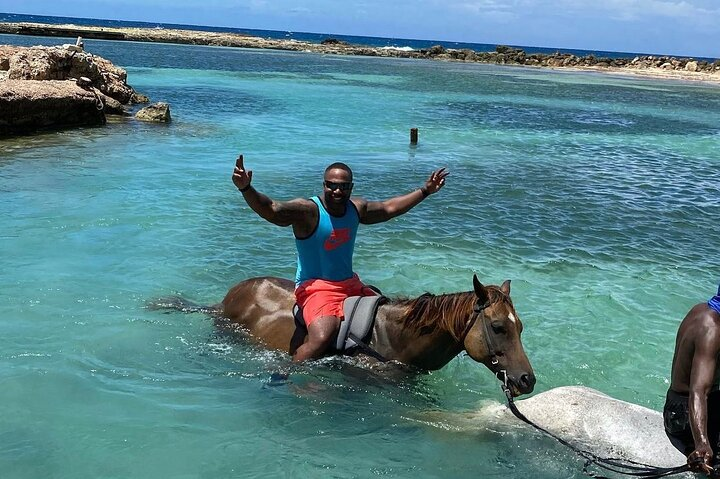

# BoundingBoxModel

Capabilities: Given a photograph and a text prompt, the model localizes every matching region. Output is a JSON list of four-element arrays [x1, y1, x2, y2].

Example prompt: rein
[[497, 380, 690, 479], [467, 292, 690, 478]]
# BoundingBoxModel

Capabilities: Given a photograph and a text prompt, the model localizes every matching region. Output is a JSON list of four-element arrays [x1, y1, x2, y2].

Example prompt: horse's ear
[[500, 280, 511, 295], [473, 274, 489, 303]]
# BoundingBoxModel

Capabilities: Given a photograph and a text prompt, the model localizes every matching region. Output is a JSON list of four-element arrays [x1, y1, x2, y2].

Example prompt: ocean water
[[0, 11, 687, 59], [1, 33, 720, 478]]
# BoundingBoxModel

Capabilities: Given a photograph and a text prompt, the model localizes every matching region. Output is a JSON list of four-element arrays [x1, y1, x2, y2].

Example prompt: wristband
[[420, 187, 429, 198], [239, 184, 252, 193]]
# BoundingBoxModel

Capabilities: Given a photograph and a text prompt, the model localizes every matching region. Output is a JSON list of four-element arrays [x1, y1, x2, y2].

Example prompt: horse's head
[[463, 274, 536, 397]]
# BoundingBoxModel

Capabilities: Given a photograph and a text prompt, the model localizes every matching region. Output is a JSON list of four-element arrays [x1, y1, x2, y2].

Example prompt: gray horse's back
[[422, 386, 687, 471], [507, 386, 683, 467], [493, 386, 686, 469]]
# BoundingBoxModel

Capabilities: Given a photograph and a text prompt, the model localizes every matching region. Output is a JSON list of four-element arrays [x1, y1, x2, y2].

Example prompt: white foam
[[380, 46, 414, 52]]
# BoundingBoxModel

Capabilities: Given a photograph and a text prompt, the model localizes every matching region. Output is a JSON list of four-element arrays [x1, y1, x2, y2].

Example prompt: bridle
[[460, 294, 509, 389]]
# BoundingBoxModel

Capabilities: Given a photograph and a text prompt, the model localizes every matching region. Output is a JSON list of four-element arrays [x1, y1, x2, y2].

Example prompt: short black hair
[[324, 162, 353, 180]]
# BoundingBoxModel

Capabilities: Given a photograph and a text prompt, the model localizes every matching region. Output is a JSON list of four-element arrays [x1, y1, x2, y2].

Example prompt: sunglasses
[[324, 181, 353, 192]]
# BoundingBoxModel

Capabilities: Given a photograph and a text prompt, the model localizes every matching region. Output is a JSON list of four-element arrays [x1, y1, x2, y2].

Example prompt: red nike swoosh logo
[[324, 228, 351, 251]]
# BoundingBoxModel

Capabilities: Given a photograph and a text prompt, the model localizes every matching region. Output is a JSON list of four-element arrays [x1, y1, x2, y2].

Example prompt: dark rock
[[320, 38, 348, 46], [0, 45, 23, 70], [98, 92, 127, 115], [496, 45, 523, 55], [460, 49, 477, 62], [130, 92, 150, 104]]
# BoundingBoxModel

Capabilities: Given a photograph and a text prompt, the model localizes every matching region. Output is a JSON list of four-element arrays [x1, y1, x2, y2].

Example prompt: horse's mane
[[393, 287, 504, 341]]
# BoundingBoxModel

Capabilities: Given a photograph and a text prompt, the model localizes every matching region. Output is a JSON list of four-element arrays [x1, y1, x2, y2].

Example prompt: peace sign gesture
[[232, 154, 253, 192]]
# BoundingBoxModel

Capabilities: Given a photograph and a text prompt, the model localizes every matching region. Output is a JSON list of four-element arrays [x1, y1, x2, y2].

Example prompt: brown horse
[[158, 274, 536, 396]]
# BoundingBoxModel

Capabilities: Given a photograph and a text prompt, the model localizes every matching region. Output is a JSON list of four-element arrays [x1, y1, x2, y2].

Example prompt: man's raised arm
[[232, 154, 312, 227], [358, 168, 448, 225]]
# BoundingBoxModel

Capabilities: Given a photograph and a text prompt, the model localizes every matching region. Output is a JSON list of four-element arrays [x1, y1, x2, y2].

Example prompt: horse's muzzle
[[510, 372, 536, 397]]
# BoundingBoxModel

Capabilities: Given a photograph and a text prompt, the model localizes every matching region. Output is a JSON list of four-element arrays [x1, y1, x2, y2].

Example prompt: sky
[[4, 0, 719, 58]]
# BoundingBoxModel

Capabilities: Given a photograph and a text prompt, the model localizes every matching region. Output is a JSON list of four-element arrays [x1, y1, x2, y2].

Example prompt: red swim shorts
[[294, 274, 377, 327]]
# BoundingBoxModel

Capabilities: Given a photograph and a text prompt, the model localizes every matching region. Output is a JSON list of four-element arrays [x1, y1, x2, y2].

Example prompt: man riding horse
[[665, 285, 720, 476], [232, 154, 448, 362]]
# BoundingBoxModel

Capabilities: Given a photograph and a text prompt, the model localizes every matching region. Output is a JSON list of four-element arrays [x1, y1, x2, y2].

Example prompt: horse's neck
[[371, 302, 464, 370]]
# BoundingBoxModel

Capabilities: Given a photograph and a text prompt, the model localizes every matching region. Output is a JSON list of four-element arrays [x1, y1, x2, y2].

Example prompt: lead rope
[[498, 377, 690, 479]]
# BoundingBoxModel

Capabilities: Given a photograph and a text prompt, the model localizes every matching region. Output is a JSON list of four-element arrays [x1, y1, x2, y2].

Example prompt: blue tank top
[[295, 196, 359, 286], [709, 283, 720, 314]]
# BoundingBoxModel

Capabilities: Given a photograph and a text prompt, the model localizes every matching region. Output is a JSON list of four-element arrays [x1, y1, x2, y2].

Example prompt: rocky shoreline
[[1, 21, 719, 85], [0, 40, 170, 137], [1, 21, 719, 137]]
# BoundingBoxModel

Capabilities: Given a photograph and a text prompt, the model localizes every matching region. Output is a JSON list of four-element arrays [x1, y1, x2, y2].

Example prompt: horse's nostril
[[519, 373, 536, 390]]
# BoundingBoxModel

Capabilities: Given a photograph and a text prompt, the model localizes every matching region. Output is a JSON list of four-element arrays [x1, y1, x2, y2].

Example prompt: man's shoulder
[[349, 196, 366, 206], [349, 196, 367, 214], [279, 197, 318, 225], [690, 302, 720, 321], [286, 197, 318, 209], [704, 303, 720, 324], [682, 303, 720, 338]]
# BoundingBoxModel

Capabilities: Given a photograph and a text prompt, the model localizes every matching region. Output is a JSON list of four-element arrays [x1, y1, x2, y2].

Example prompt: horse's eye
[[491, 321, 506, 334]]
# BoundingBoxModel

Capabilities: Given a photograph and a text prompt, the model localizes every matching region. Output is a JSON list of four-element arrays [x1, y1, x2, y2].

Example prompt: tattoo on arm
[[242, 187, 313, 227], [270, 198, 315, 227]]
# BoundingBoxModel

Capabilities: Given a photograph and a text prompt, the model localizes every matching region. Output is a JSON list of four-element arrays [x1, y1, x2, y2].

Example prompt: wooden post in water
[[410, 128, 418, 145]]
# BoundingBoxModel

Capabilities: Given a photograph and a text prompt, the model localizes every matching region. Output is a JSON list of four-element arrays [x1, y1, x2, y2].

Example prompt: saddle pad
[[335, 295, 384, 351]]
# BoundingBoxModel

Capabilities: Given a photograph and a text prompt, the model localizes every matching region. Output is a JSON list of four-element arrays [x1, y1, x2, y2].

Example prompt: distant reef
[[1, 21, 719, 85], [1, 22, 719, 137], [0, 40, 170, 137]]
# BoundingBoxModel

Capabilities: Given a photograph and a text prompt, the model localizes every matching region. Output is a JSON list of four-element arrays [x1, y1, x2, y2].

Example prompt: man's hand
[[424, 168, 449, 195], [232, 154, 252, 191], [688, 446, 714, 475]]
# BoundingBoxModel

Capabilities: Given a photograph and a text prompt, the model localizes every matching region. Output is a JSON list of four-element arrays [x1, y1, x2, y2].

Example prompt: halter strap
[[477, 299, 503, 368], [460, 297, 500, 369]]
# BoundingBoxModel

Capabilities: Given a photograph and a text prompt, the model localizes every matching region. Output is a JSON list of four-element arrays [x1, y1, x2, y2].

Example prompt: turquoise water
[[2, 34, 720, 478]]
